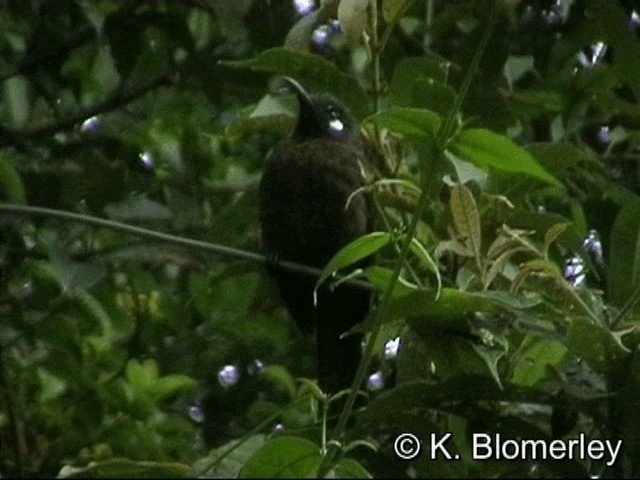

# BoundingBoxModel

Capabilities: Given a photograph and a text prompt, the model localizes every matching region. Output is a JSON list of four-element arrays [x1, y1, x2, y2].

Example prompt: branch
[[0, 73, 173, 148], [0, 204, 373, 291]]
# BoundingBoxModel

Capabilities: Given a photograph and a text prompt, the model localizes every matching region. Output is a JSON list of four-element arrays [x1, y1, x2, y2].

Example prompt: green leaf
[[362, 265, 418, 297], [260, 365, 298, 400], [503, 55, 535, 88], [382, 0, 410, 23], [329, 457, 372, 478], [152, 374, 197, 402], [0, 152, 26, 203], [315, 232, 390, 290], [567, 316, 629, 376], [471, 334, 508, 390], [410, 78, 457, 116], [608, 202, 640, 310], [373, 177, 422, 196], [3, 75, 30, 127], [191, 435, 267, 478], [387, 57, 455, 114], [220, 48, 369, 119], [51, 254, 106, 294], [362, 376, 553, 426], [511, 337, 567, 387], [509, 89, 565, 115], [387, 288, 502, 331], [126, 359, 159, 392], [526, 142, 595, 175], [238, 436, 322, 478], [450, 184, 482, 262], [365, 107, 441, 140], [285, 10, 321, 51], [338, 0, 369, 47], [589, 2, 640, 100], [448, 129, 562, 186], [407, 237, 441, 297], [37, 367, 67, 403], [104, 195, 173, 222], [543, 222, 571, 257]]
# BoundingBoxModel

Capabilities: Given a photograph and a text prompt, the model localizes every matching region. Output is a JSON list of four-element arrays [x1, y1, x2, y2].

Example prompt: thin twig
[[0, 73, 173, 148], [318, 5, 499, 475], [0, 204, 373, 292]]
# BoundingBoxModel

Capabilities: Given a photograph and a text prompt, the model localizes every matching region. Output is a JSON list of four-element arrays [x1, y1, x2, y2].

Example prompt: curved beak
[[281, 76, 314, 118]]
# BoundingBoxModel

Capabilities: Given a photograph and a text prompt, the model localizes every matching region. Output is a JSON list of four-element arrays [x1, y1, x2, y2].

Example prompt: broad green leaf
[[363, 265, 418, 297], [126, 359, 159, 392], [471, 333, 508, 390], [0, 153, 26, 203], [152, 374, 197, 402], [51, 254, 106, 294], [74, 290, 114, 339], [608, 202, 640, 310], [260, 365, 298, 400], [329, 458, 372, 478], [192, 435, 267, 478], [37, 367, 67, 403], [238, 436, 321, 478], [220, 48, 369, 119], [363, 376, 553, 424], [315, 232, 390, 289], [567, 316, 629, 376], [387, 288, 502, 327], [512, 258, 563, 292], [509, 89, 565, 114], [382, 0, 410, 23], [389, 58, 449, 97], [450, 184, 481, 262], [503, 55, 535, 88], [3, 75, 29, 127], [616, 350, 640, 471], [507, 209, 584, 254], [104, 195, 173, 222], [285, 10, 320, 51], [484, 246, 531, 287], [338, 0, 369, 47], [448, 129, 562, 186], [526, 142, 595, 175], [410, 77, 456, 116], [387, 57, 455, 113], [589, 2, 640, 99], [434, 239, 473, 259], [511, 337, 567, 387], [543, 222, 571, 257], [365, 107, 441, 141]]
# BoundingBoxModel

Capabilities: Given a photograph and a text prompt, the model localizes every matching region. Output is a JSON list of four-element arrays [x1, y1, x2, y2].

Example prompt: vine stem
[[0, 204, 373, 291], [318, 5, 499, 476]]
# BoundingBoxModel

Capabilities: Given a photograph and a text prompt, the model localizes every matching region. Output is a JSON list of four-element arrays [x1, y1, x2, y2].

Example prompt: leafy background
[[1, 0, 640, 478]]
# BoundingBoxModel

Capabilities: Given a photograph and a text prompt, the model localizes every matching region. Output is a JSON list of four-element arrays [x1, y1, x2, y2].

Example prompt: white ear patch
[[329, 118, 344, 132]]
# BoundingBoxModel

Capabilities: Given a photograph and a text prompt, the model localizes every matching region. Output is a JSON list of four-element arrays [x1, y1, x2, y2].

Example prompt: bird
[[258, 77, 371, 393]]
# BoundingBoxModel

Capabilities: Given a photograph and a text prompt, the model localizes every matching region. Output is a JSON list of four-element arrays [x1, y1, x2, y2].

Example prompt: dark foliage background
[[1, 0, 640, 477]]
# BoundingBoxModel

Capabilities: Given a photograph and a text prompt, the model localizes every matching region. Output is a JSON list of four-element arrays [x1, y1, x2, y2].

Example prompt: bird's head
[[281, 77, 356, 143]]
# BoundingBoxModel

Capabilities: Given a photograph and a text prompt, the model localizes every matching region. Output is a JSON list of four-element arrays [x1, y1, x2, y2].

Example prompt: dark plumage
[[258, 78, 371, 392]]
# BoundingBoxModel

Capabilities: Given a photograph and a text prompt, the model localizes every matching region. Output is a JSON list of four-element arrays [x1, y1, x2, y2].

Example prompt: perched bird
[[259, 78, 371, 393]]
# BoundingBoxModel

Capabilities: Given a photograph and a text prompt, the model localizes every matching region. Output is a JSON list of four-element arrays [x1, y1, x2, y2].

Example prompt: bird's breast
[[259, 137, 369, 266]]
